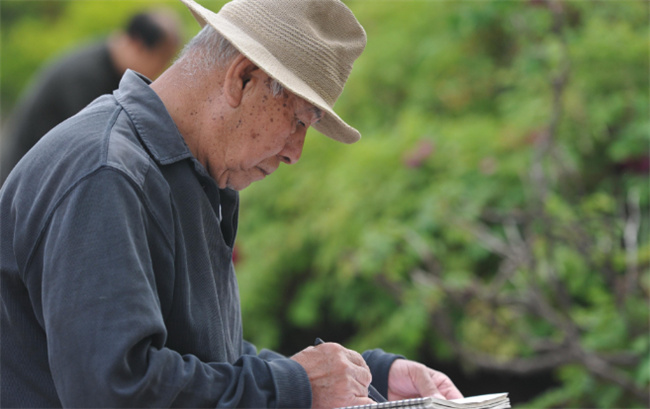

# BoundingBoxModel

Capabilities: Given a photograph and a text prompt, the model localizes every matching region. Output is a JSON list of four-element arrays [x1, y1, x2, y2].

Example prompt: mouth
[[257, 167, 271, 177]]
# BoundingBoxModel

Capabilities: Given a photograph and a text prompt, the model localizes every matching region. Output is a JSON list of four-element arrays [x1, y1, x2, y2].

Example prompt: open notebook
[[336, 393, 510, 409]]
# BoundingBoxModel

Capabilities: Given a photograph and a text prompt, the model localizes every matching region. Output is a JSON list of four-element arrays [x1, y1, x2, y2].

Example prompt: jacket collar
[[114, 70, 194, 166]]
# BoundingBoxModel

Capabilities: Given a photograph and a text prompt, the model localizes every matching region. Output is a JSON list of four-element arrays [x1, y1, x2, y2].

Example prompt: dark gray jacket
[[0, 71, 398, 408]]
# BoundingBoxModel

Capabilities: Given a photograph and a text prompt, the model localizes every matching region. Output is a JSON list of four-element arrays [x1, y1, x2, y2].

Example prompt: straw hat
[[179, 0, 366, 144]]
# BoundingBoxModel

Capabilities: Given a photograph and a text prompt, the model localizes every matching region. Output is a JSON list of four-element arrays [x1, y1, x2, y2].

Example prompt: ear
[[224, 55, 258, 108]]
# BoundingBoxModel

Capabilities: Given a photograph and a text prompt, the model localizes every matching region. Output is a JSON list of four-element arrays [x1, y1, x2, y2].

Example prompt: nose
[[277, 129, 306, 165]]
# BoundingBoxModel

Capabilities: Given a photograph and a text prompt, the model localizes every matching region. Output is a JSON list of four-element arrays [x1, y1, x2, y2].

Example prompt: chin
[[227, 181, 254, 191]]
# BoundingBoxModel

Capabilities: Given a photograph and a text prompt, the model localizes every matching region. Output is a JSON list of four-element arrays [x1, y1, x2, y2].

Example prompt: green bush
[[2, 1, 647, 407], [237, 1, 649, 407]]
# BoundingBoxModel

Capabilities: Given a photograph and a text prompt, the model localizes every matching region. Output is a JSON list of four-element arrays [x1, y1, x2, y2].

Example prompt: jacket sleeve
[[243, 341, 289, 361], [362, 349, 404, 398], [34, 169, 311, 408]]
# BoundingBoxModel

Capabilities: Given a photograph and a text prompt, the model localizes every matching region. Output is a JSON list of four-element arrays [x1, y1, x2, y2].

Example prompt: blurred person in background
[[0, 0, 462, 407], [0, 8, 182, 183]]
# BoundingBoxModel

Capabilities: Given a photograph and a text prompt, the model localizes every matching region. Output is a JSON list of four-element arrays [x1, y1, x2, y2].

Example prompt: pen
[[314, 338, 387, 403]]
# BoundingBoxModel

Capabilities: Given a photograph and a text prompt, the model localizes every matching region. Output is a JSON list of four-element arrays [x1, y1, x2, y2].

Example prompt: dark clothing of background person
[[0, 11, 181, 184], [1, 42, 121, 182]]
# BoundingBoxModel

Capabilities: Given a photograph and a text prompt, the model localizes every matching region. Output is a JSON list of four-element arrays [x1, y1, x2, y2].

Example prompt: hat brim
[[180, 0, 361, 144]]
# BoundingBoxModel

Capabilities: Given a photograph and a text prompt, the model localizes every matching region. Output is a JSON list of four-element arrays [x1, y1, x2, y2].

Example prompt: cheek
[[260, 105, 294, 141], [277, 106, 296, 134], [242, 129, 280, 164], [242, 97, 296, 160]]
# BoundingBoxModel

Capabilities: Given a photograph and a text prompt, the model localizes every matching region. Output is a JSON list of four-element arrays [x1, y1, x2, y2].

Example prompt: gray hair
[[180, 25, 285, 97]]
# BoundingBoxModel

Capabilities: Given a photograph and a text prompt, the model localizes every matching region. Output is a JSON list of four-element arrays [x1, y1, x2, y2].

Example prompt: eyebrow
[[310, 106, 323, 122]]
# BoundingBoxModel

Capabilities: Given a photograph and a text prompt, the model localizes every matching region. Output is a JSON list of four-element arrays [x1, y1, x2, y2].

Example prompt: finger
[[316, 343, 367, 370], [349, 366, 372, 392], [348, 396, 375, 407], [432, 372, 463, 400], [343, 348, 368, 370], [352, 356, 372, 382], [411, 367, 445, 400]]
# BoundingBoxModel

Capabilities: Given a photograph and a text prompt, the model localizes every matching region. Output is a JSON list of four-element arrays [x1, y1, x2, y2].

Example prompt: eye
[[294, 116, 306, 129]]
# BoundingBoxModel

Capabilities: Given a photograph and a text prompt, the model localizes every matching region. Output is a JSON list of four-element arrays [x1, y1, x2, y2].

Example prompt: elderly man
[[0, 0, 461, 407]]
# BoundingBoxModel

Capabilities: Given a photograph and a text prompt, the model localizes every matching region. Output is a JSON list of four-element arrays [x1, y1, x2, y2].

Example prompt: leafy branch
[[379, 0, 649, 404]]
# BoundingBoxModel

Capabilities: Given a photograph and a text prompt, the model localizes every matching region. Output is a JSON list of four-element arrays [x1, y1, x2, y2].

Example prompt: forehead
[[260, 72, 323, 122], [293, 95, 323, 122]]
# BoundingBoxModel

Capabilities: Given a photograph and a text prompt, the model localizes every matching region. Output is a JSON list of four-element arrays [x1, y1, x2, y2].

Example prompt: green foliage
[[236, 1, 649, 407], [3, 0, 647, 407]]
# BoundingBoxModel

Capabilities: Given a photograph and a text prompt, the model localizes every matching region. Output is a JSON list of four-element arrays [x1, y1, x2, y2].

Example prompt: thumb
[[411, 367, 445, 400]]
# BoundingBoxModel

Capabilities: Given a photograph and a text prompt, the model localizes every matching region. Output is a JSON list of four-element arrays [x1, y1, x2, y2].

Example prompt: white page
[[336, 393, 509, 409]]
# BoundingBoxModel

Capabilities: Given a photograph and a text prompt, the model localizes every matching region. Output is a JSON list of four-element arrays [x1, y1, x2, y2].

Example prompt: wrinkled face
[[207, 71, 322, 191]]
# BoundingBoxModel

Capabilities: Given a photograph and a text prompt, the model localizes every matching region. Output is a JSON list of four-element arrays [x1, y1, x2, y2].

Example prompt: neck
[[150, 58, 229, 162]]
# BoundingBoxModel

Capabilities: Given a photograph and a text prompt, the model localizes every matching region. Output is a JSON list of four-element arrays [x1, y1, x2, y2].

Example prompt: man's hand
[[387, 359, 463, 401], [291, 342, 375, 409]]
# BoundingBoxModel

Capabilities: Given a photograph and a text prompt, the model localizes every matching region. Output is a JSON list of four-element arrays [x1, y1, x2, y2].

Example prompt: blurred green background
[[1, 0, 648, 407]]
